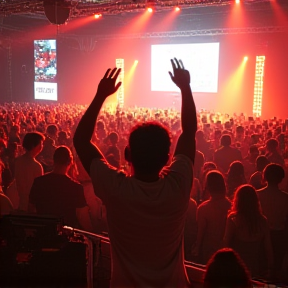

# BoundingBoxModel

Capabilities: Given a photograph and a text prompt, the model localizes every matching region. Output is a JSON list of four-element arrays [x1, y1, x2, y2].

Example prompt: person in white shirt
[[73, 58, 197, 287]]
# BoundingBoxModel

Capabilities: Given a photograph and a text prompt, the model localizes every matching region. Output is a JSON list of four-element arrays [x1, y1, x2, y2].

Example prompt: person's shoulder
[[195, 150, 204, 159], [0, 193, 11, 203], [33, 172, 52, 182], [189, 197, 197, 207], [250, 170, 260, 178], [256, 187, 267, 197], [33, 158, 43, 167], [227, 212, 237, 221], [67, 176, 83, 188], [214, 146, 224, 153], [197, 199, 210, 209], [256, 186, 265, 192]]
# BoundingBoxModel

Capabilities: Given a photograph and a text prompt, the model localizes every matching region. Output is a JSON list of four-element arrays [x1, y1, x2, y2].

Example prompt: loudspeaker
[[44, 0, 71, 25]]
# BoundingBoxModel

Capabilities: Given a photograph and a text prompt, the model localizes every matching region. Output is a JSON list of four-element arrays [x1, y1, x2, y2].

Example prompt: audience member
[[203, 248, 252, 288], [38, 124, 57, 172], [194, 149, 205, 180], [265, 138, 285, 167], [184, 192, 197, 261], [73, 58, 197, 287], [224, 184, 273, 277], [29, 146, 93, 231], [192, 170, 231, 264], [200, 161, 217, 202], [196, 130, 210, 160], [249, 155, 270, 190], [0, 160, 14, 215], [226, 161, 247, 200], [214, 134, 242, 174], [104, 132, 120, 168], [14, 132, 44, 212], [243, 144, 259, 180], [257, 163, 288, 279]]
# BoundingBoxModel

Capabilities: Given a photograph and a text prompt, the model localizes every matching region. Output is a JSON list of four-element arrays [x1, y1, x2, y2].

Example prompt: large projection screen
[[151, 43, 220, 93], [34, 39, 57, 101]]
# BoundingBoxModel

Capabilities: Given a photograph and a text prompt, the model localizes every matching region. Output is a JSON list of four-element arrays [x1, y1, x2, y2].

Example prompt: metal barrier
[[62, 226, 274, 288]]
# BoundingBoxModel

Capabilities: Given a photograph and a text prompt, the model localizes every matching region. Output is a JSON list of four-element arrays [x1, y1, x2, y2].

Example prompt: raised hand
[[96, 68, 122, 99], [168, 58, 190, 90]]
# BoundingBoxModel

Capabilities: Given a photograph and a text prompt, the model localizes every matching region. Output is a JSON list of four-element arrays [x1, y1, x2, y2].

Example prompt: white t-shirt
[[90, 154, 193, 288]]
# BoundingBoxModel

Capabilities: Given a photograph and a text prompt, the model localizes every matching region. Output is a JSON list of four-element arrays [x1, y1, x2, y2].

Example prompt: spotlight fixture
[[175, 6, 180, 11], [244, 56, 248, 61], [235, 0, 240, 4], [146, 0, 156, 12]]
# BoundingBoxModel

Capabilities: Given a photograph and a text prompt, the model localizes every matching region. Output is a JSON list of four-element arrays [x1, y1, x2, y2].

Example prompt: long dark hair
[[227, 161, 246, 199], [204, 248, 251, 288], [230, 184, 263, 235]]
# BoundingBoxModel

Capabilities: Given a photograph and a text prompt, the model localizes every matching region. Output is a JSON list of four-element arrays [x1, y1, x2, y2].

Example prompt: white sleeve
[[165, 154, 193, 198], [90, 158, 125, 204]]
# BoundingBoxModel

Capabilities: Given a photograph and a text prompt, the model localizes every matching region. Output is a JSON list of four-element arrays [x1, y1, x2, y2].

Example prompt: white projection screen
[[34, 39, 57, 101], [151, 43, 220, 93]]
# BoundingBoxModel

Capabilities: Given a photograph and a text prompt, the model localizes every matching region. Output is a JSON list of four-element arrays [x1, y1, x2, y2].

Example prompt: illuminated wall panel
[[116, 58, 124, 108], [253, 56, 265, 117]]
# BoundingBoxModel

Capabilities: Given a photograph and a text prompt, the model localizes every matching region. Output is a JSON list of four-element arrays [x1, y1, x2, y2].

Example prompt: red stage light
[[175, 7, 180, 11], [94, 14, 102, 19], [147, 7, 153, 13], [235, 0, 240, 4]]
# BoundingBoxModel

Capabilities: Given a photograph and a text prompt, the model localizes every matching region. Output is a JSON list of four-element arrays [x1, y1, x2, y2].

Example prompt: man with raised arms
[[73, 58, 197, 287]]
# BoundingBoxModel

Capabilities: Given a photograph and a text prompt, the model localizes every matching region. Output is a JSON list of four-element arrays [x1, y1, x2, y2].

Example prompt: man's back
[[90, 155, 192, 287], [29, 172, 86, 227], [257, 187, 288, 231], [73, 59, 197, 287], [197, 197, 231, 263], [214, 146, 242, 173]]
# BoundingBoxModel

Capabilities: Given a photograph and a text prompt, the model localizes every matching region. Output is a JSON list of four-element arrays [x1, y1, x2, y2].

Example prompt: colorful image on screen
[[34, 39, 57, 82], [34, 39, 57, 101]]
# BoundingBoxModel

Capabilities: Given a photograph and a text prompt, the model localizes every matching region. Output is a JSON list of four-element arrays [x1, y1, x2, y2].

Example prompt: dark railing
[[63, 226, 272, 288]]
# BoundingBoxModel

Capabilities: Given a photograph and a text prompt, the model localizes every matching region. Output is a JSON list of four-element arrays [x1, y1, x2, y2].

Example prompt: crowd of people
[[1, 61, 288, 286]]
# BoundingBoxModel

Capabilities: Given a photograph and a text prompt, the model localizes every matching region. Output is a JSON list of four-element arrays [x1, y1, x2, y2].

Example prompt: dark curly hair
[[128, 121, 171, 175]]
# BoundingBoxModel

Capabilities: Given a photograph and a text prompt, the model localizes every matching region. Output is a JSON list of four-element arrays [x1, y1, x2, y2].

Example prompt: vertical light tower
[[253, 56, 266, 117], [116, 59, 124, 109]]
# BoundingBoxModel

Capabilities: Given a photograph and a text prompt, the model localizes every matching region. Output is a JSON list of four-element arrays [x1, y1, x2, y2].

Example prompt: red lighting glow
[[94, 14, 102, 19], [175, 7, 180, 11], [235, 0, 240, 4], [244, 56, 248, 61], [147, 7, 153, 13]]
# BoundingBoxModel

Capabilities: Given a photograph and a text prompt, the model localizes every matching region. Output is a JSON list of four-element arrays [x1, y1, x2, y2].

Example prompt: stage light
[[235, 0, 240, 4], [147, 7, 153, 13], [175, 6, 180, 11], [134, 60, 139, 65], [244, 56, 248, 61], [94, 13, 102, 19], [253, 56, 266, 117]]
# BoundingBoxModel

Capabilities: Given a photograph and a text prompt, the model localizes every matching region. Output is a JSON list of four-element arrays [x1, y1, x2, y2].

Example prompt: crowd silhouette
[[1, 58, 288, 286]]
